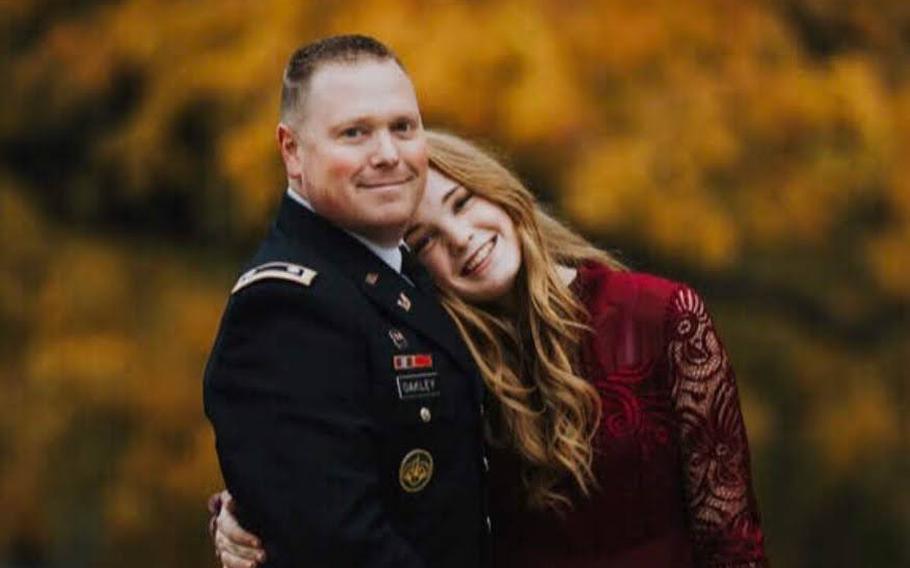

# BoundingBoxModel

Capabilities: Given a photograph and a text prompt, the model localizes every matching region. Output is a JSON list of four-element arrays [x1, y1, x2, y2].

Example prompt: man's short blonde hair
[[279, 34, 405, 122]]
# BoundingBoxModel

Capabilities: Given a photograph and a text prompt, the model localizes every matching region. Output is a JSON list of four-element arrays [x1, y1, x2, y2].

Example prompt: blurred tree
[[1, 0, 907, 566]]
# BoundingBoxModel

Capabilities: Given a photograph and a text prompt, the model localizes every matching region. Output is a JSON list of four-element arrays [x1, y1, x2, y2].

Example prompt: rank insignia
[[397, 292, 412, 312], [231, 262, 318, 294], [399, 449, 433, 493], [388, 328, 409, 350], [393, 353, 433, 371]]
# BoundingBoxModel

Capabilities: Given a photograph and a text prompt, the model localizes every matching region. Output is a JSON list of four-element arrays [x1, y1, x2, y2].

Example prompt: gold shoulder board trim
[[231, 262, 318, 294]]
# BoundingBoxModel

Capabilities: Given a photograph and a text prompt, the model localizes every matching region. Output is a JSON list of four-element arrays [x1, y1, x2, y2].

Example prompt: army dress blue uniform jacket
[[204, 194, 491, 567]]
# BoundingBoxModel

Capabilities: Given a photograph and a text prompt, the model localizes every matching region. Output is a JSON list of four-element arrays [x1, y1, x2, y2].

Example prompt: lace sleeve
[[667, 286, 768, 567]]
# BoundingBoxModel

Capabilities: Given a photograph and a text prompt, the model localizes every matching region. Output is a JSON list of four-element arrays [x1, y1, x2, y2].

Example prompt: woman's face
[[404, 168, 522, 303]]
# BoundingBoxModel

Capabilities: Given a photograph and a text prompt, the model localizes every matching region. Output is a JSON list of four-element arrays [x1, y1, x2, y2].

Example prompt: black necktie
[[400, 246, 432, 291]]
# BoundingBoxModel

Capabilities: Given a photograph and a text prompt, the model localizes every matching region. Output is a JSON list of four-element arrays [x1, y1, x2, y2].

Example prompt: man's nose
[[370, 130, 400, 168]]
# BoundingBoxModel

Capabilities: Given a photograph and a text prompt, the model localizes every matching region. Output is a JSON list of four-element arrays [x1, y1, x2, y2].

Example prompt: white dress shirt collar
[[286, 187, 404, 274]]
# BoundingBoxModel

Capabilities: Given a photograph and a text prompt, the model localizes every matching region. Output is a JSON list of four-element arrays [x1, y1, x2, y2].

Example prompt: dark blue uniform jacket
[[204, 194, 491, 567]]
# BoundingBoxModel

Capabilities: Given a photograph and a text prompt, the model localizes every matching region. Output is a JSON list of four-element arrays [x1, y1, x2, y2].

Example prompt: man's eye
[[392, 120, 415, 134], [341, 127, 366, 139]]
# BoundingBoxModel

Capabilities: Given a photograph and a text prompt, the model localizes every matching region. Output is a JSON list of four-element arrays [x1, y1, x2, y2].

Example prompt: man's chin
[[374, 194, 420, 218], [359, 180, 418, 198], [353, 210, 413, 244]]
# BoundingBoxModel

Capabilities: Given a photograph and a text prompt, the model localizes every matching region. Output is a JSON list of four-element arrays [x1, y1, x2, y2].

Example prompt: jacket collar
[[274, 194, 479, 378]]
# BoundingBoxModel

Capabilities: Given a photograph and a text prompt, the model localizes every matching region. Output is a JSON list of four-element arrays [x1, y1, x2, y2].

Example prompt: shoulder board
[[231, 262, 318, 294]]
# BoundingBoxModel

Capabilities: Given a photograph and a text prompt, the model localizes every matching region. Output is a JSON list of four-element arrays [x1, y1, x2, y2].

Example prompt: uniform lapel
[[275, 195, 479, 377], [356, 267, 478, 376]]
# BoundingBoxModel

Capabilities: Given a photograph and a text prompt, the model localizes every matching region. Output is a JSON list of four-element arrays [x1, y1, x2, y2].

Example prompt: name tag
[[396, 372, 440, 400]]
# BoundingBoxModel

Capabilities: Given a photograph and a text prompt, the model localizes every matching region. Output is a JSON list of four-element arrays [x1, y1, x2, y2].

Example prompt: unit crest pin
[[388, 328, 409, 350]]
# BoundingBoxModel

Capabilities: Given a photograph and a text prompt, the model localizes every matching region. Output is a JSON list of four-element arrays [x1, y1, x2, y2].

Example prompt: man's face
[[281, 59, 428, 246]]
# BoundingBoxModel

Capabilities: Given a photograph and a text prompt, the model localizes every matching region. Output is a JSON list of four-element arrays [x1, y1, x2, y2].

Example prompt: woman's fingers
[[218, 547, 259, 568], [219, 494, 264, 550], [210, 490, 261, 567], [215, 528, 263, 564], [207, 491, 224, 516]]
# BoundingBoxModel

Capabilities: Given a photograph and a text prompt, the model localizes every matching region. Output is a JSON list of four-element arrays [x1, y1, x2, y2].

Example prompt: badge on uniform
[[388, 328, 409, 350], [396, 372, 440, 400], [397, 292, 412, 312], [231, 262, 318, 294], [393, 353, 433, 371], [399, 448, 434, 493]]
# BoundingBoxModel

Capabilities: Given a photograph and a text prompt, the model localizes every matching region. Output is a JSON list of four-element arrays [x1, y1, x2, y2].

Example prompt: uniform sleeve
[[204, 281, 425, 568], [665, 286, 768, 567]]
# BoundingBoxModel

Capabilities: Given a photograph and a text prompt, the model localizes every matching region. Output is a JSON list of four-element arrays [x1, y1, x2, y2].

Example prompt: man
[[203, 36, 490, 567]]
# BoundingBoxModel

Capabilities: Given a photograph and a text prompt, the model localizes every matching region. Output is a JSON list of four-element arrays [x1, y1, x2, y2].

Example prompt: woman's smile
[[462, 235, 498, 276]]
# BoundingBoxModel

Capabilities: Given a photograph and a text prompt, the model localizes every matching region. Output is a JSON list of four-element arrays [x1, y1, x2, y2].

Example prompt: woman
[[209, 130, 768, 567]]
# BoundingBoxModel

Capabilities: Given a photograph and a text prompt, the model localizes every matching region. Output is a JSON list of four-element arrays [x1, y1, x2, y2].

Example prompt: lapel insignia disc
[[397, 292, 412, 312], [365, 272, 379, 286], [399, 449, 433, 493], [393, 353, 433, 371], [388, 328, 409, 350]]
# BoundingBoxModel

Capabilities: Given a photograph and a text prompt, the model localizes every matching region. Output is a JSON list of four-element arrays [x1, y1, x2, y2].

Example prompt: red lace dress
[[488, 264, 767, 567]]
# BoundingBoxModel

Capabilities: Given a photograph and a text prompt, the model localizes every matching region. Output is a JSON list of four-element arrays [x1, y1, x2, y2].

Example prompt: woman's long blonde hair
[[426, 130, 625, 511]]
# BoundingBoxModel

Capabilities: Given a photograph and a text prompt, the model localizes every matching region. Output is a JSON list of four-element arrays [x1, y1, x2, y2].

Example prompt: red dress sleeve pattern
[[666, 286, 768, 567]]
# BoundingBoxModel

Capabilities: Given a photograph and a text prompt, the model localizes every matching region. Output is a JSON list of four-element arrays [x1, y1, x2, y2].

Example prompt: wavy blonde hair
[[425, 130, 625, 511]]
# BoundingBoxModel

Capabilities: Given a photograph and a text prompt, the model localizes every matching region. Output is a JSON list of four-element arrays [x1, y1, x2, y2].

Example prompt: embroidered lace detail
[[667, 286, 768, 567]]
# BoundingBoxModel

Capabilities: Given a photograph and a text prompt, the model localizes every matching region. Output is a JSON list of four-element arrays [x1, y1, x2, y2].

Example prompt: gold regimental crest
[[399, 449, 434, 493]]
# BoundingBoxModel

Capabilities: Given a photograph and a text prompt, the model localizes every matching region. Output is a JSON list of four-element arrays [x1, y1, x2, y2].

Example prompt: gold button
[[419, 407, 432, 422]]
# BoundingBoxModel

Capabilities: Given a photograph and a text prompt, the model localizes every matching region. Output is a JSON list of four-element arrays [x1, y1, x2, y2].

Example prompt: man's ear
[[277, 123, 304, 180]]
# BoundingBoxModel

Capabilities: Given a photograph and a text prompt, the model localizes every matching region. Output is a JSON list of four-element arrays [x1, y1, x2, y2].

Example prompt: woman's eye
[[411, 234, 436, 255], [453, 194, 473, 213]]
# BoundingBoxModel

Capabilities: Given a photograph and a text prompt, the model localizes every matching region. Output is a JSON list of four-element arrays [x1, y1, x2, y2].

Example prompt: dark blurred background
[[1, 1, 908, 566]]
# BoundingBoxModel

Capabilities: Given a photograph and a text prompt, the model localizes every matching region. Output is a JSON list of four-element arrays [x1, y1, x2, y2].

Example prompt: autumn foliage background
[[1, 1, 908, 566]]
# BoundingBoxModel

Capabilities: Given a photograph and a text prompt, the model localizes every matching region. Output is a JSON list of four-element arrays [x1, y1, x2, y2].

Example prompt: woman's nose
[[445, 222, 473, 255]]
